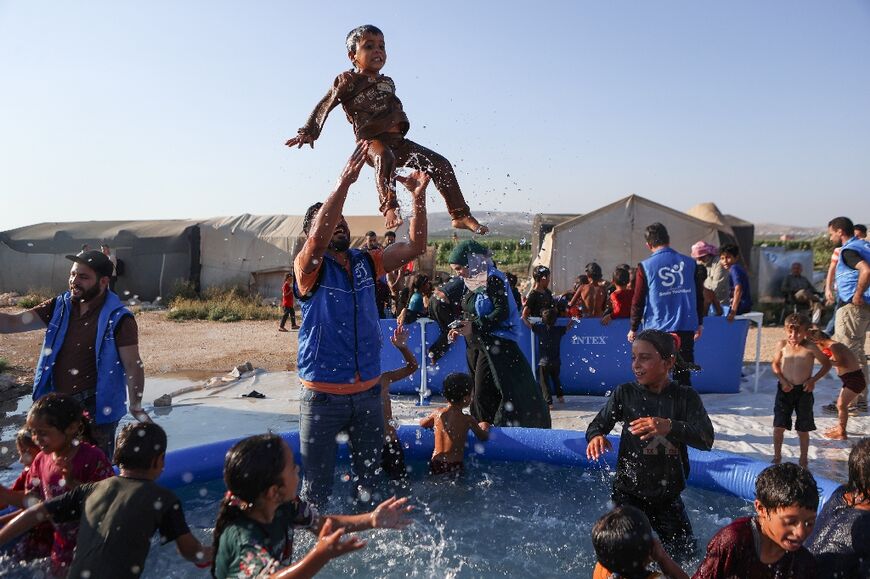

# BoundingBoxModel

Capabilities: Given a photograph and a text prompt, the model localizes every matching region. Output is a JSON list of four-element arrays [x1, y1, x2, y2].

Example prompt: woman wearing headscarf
[[446, 240, 551, 428]]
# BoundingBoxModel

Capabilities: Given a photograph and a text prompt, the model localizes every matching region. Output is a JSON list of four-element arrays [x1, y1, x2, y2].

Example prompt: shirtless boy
[[286, 24, 487, 234], [770, 313, 832, 467], [809, 328, 866, 440], [419, 372, 490, 475]]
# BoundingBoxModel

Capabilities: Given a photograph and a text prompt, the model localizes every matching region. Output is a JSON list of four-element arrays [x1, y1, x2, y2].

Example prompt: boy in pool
[[693, 463, 818, 579], [591, 505, 688, 579], [286, 24, 488, 234], [809, 328, 866, 440], [419, 372, 490, 475], [0, 422, 213, 578], [770, 313, 831, 467]]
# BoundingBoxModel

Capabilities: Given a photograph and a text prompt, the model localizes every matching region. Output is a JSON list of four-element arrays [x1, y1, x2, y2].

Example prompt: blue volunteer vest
[[33, 291, 133, 424], [640, 247, 699, 333], [294, 249, 382, 384], [473, 267, 523, 343], [836, 237, 870, 303]]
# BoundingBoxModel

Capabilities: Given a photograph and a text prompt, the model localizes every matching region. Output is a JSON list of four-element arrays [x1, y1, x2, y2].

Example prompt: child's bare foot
[[771, 456, 782, 465], [451, 215, 488, 235], [799, 457, 809, 469], [384, 208, 403, 229], [823, 426, 848, 440]]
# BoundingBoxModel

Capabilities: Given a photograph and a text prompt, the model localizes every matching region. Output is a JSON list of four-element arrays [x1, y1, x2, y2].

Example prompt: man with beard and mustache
[[0, 250, 150, 460], [293, 142, 430, 507]]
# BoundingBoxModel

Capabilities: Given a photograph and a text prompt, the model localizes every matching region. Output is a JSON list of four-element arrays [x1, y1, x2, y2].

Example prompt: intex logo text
[[571, 336, 607, 345]]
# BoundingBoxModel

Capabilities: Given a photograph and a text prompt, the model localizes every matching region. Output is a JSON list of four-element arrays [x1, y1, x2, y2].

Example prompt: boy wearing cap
[[0, 250, 151, 460], [522, 265, 555, 323]]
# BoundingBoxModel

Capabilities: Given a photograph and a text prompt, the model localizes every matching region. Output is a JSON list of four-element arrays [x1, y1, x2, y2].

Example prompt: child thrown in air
[[419, 373, 490, 475], [286, 24, 488, 234]]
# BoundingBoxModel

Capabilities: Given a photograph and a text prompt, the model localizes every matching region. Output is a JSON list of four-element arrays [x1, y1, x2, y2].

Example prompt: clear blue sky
[[1, 0, 868, 232]]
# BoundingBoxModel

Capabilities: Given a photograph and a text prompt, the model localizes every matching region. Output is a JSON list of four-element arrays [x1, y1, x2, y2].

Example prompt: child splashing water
[[586, 330, 713, 560], [809, 328, 867, 440], [286, 25, 488, 234], [0, 393, 114, 576], [212, 434, 413, 579], [419, 373, 491, 475]]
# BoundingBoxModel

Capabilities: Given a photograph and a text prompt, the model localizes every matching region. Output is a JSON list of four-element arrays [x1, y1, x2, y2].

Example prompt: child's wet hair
[[346, 24, 384, 54], [443, 372, 473, 404], [212, 433, 287, 576], [785, 312, 811, 330], [845, 438, 870, 505], [541, 308, 557, 326], [755, 462, 819, 512], [585, 262, 603, 282], [113, 422, 167, 470], [27, 393, 94, 444], [720, 243, 740, 257], [16, 428, 37, 449], [612, 267, 630, 287], [591, 505, 654, 577], [633, 330, 701, 374]]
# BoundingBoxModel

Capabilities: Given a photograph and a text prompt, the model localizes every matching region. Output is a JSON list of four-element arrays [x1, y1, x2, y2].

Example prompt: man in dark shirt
[[428, 275, 465, 363], [523, 265, 556, 322], [0, 250, 150, 459]]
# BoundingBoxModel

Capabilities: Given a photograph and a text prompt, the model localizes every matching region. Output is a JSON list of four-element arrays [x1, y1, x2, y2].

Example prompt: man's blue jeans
[[299, 384, 384, 508]]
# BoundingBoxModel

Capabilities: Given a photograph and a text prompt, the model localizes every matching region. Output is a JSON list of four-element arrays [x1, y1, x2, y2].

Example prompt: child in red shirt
[[279, 272, 298, 331], [601, 267, 634, 325], [0, 394, 114, 576]]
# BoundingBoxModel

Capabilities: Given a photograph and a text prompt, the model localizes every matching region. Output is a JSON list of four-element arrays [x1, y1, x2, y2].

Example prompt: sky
[[0, 0, 868, 232]]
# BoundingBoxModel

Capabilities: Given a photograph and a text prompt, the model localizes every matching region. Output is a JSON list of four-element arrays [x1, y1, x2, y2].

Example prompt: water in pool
[[0, 460, 752, 578]]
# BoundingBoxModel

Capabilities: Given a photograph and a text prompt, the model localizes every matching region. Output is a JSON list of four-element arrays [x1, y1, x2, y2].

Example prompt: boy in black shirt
[[0, 422, 212, 578], [522, 265, 556, 322], [525, 308, 574, 406]]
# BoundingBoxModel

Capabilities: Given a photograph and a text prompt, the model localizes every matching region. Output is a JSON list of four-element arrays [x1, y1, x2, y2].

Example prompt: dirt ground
[[0, 310, 785, 381]]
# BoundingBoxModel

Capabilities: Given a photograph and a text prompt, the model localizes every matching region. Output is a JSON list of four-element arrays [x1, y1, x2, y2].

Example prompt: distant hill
[[754, 223, 825, 240], [428, 211, 534, 240]]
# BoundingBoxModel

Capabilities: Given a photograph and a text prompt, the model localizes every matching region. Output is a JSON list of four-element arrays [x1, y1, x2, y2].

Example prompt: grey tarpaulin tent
[[0, 214, 391, 302], [0, 220, 199, 301], [531, 195, 740, 293]]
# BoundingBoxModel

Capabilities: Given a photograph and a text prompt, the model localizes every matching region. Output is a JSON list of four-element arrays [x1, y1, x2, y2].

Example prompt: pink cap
[[691, 241, 718, 259]]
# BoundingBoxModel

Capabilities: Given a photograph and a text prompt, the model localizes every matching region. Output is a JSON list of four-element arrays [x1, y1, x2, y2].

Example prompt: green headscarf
[[448, 239, 489, 266]]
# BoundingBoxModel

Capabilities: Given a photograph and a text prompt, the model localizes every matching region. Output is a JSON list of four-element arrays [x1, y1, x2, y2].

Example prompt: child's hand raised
[[370, 496, 414, 529], [285, 134, 315, 149], [315, 518, 366, 561], [390, 326, 409, 349]]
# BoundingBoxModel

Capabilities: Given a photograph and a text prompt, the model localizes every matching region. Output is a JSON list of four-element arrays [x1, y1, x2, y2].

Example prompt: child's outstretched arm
[[469, 419, 490, 441], [285, 73, 352, 150], [0, 502, 49, 547], [381, 326, 419, 385], [321, 496, 414, 533], [419, 411, 436, 429], [273, 518, 366, 579], [175, 533, 213, 568]]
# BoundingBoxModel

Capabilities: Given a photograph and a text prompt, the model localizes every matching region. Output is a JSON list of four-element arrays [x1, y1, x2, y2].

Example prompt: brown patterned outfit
[[297, 70, 471, 219]]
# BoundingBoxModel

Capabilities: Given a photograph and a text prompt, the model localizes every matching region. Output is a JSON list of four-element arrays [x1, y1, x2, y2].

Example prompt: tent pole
[[159, 253, 167, 298]]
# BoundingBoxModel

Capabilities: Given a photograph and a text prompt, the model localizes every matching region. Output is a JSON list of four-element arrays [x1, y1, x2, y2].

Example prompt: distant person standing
[[829, 216, 870, 413], [629, 223, 706, 387], [0, 250, 151, 460], [691, 241, 728, 309], [100, 243, 118, 292], [278, 272, 298, 331], [719, 244, 753, 319], [522, 265, 555, 322]]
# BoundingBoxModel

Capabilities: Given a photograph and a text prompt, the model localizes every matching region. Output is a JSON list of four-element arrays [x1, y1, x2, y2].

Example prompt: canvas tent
[[531, 195, 739, 293], [0, 220, 200, 301], [0, 214, 389, 301]]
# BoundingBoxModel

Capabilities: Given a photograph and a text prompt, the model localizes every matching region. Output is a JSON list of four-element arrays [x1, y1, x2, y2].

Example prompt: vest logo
[[571, 335, 607, 345], [657, 262, 685, 288], [353, 261, 370, 284]]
